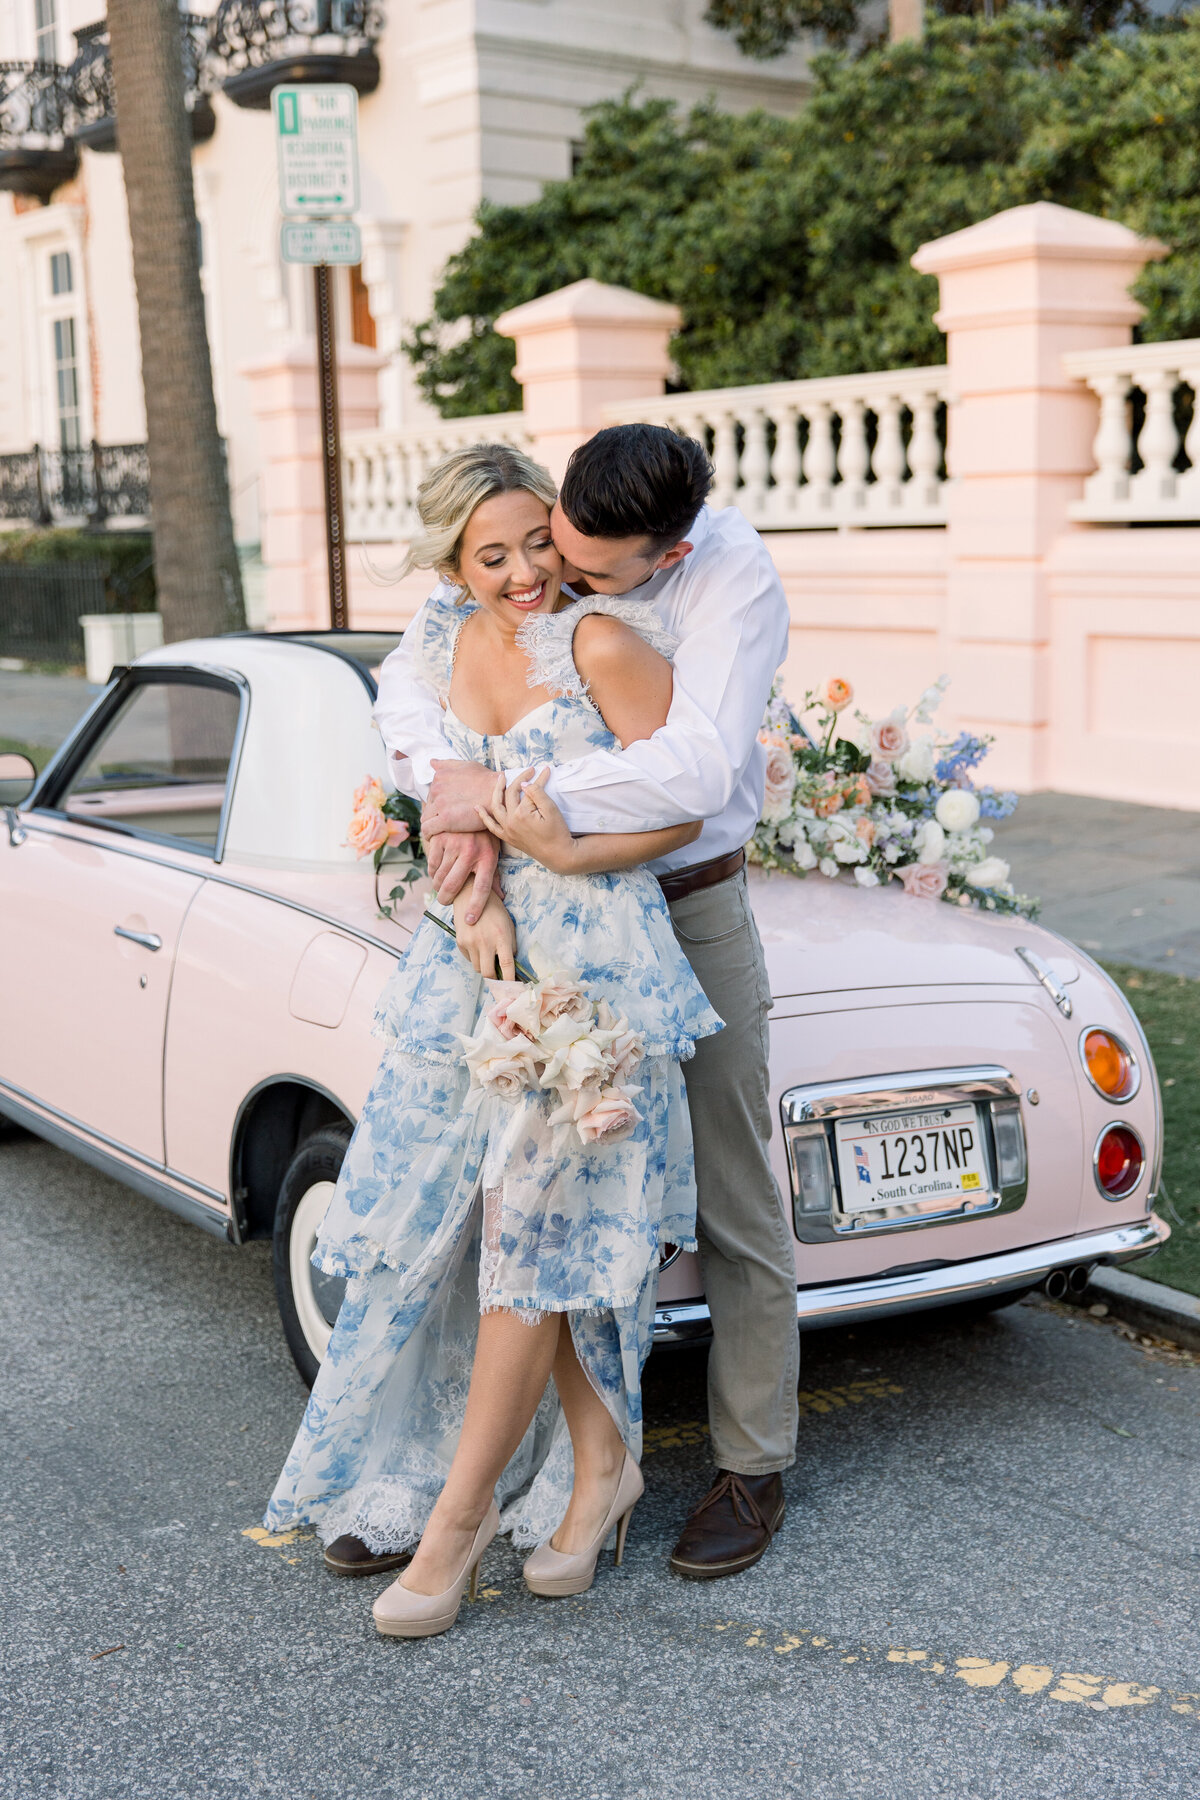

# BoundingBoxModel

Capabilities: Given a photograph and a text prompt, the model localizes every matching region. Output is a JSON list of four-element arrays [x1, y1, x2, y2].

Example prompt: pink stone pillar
[[241, 341, 382, 631], [912, 203, 1166, 788], [495, 279, 681, 480]]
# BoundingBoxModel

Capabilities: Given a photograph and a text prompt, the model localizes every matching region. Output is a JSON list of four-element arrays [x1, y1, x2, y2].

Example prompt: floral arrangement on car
[[749, 676, 1039, 919], [345, 777, 427, 919], [458, 966, 646, 1149]]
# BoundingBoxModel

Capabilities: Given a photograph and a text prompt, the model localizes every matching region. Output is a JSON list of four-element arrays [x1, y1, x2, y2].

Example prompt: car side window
[[58, 675, 242, 853]]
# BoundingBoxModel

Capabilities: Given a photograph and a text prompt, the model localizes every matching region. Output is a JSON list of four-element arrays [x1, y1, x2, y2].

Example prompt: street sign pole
[[273, 83, 360, 632], [313, 261, 347, 631]]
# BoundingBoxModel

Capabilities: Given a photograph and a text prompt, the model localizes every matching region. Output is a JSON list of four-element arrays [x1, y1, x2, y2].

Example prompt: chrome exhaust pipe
[[1042, 1268, 1069, 1301], [1067, 1263, 1093, 1298]]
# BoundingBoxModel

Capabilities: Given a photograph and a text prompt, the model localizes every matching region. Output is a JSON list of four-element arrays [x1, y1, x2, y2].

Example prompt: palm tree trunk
[[106, 0, 244, 642]]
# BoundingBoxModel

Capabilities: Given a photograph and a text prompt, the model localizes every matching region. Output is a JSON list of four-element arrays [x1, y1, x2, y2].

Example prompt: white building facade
[[0, 0, 810, 585]]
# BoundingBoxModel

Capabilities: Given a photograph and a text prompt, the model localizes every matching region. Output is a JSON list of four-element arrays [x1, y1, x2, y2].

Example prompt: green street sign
[[273, 83, 359, 218]]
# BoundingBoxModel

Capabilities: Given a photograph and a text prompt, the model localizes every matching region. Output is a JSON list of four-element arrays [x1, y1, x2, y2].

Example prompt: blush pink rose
[[536, 973, 593, 1029], [353, 776, 387, 811], [761, 743, 796, 824], [896, 860, 949, 900], [865, 758, 896, 797], [870, 710, 911, 764], [576, 1084, 643, 1145], [486, 981, 532, 1041]]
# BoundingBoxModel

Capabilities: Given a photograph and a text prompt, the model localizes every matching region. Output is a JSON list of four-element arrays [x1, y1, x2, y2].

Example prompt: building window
[[349, 262, 376, 348], [34, 0, 57, 63], [50, 249, 72, 296], [53, 316, 82, 450]]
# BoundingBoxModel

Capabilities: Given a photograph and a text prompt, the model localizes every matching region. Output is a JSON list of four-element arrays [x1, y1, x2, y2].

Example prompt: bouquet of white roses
[[459, 969, 646, 1148], [749, 676, 1038, 919]]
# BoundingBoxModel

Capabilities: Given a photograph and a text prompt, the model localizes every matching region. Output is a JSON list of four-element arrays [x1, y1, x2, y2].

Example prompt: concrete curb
[[1085, 1264, 1200, 1353]]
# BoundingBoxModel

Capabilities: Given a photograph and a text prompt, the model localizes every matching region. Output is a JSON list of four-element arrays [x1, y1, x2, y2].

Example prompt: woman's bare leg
[[403, 1309, 561, 1595], [549, 1322, 629, 1554]]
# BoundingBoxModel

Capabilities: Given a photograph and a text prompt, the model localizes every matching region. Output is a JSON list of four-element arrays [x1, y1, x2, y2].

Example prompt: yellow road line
[[709, 1620, 1196, 1718]]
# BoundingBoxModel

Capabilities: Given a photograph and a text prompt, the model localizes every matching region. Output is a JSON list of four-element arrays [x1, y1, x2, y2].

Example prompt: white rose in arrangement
[[539, 1023, 613, 1092], [818, 857, 839, 879], [965, 856, 1011, 890], [827, 817, 867, 863], [760, 741, 797, 825], [935, 788, 981, 832], [854, 866, 880, 887], [792, 838, 818, 870], [897, 735, 937, 784], [914, 818, 946, 864]]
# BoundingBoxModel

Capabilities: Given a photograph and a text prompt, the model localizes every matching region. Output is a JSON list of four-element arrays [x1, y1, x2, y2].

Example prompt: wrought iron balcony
[[207, 0, 382, 109], [65, 17, 216, 155], [0, 62, 78, 202], [0, 442, 151, 527]]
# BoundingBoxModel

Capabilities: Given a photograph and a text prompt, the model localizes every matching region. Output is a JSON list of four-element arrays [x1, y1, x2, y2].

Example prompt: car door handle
[[114, 925, 163, 952]]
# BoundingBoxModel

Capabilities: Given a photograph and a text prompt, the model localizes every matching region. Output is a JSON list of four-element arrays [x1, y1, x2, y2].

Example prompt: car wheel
[[273, 1125, 352, 1386]]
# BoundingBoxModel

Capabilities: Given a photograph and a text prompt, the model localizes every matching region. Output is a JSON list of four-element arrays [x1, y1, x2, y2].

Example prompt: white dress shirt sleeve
[[372, 597, 453, 801], [542, 527, 789, 834]]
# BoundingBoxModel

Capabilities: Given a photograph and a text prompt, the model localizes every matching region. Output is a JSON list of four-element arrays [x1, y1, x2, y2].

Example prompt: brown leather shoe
[[323, 1534, 411, 1578], [669, 1471, 785, 1581]]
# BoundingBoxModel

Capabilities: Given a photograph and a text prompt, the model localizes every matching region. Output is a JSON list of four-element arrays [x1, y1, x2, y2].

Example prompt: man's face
[[550, 500, 693, 596]]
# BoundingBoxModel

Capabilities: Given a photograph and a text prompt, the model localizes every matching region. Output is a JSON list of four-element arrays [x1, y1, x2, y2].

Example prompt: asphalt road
[[3, 1131, 1199, 1800]]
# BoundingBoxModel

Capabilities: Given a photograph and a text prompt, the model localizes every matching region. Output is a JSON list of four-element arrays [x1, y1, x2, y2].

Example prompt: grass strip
[[1102, 961, 1200, 1300]]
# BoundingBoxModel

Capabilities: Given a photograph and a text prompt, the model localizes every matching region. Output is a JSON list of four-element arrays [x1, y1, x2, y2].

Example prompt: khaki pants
[[668, 867, 800, 1474]]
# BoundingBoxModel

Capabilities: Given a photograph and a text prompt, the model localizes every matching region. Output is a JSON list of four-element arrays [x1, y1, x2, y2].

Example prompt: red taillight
[[1094, 1124, 1145, 1199]]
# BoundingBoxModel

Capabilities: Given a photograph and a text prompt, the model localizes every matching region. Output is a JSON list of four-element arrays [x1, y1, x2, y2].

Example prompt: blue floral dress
[[264, 592, 723, 1553]]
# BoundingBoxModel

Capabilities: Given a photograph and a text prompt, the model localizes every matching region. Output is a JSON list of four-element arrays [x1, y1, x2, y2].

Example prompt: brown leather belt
[[657, 846, 745, 905]]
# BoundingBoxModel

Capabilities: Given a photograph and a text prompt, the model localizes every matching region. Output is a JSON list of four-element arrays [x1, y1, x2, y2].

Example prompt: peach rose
[[855, 815, 876, 848], [576, 1084, 644, 1146], [812, 782, 844, 819], [870, 709, 911, 764], [345, 804, 390, 858], [821, 677, 854, 712], [353, 776, 387, 811], [865, 758, 896, 798], [896, 860, 949, 900]]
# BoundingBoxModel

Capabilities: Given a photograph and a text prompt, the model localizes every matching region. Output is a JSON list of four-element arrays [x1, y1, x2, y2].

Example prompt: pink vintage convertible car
[[0, 631, 1168, 1382]]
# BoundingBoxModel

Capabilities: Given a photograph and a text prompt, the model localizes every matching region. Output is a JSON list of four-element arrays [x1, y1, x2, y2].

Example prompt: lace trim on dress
[[516, 595, 679, 708], [420, 581, 477, 703]]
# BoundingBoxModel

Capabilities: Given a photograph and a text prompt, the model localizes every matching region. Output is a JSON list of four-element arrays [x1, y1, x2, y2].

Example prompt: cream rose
[[540, 1028, 612, 1093], [535, 973, 593, 1029], [935, 788, 981, 833], [761, 742, 797, 825], [576, 1084, 643, 1146], [965, 856, 1011, 890], [473, 1050, 541, 1100], [914, 818, 946, 864], [896, 860, 949, 900], [594, 1001, 645, 1084], [897, 736, 937, 784]]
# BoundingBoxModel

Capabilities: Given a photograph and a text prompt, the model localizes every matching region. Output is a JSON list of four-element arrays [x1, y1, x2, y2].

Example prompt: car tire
[[273, 1124, 352, 1387], [929, 1284, 1037, 1328]]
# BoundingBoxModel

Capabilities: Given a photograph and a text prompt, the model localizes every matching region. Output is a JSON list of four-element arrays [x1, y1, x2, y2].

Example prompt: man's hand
[[422, 759, 501, 835], [425, 828, 499, 923]]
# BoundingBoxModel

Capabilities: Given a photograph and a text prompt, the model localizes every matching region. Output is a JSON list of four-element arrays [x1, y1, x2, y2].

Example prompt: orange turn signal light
[[1081, 1029, 1137, 1101]]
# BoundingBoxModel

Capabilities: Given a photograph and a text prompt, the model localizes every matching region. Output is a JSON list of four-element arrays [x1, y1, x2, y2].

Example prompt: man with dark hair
[[375, 422, 799, 1581]]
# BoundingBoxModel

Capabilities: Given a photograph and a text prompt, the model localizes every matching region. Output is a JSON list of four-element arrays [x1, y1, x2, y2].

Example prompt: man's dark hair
[[559, 424, 714, 553]]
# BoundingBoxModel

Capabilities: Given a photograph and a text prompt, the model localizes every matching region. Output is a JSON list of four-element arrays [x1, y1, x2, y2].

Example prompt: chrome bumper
[[651, 1215, 1170, 1347]]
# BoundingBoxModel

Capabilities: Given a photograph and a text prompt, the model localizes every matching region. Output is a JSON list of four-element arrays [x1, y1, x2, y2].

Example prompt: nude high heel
[[522, 1453, 643, 1597], [372, 1501, 500, 1639]]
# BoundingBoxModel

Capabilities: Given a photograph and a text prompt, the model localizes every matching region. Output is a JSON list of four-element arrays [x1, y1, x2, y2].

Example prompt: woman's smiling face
[[456, 490, 563, 632]]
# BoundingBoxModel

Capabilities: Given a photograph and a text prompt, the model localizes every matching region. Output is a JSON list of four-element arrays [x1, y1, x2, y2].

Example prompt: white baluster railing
[[343, 412, 532, 541], [602, 367, 951, 529], [1064, 341, 1200, 521]]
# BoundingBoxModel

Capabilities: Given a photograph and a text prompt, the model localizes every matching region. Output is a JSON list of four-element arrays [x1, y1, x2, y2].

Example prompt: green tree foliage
[[704, 0, 1150, 59], [407, 11, 1200, 416]]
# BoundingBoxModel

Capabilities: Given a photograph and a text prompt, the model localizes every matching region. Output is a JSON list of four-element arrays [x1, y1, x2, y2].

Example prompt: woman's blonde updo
[[401, 443, 558, 599]]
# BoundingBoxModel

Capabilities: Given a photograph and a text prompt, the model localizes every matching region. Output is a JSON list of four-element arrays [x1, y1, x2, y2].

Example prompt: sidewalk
[[992, 791, 1200, 978]]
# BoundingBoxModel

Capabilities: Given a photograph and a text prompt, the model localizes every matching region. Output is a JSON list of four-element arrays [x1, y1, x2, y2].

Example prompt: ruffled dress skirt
[[264, 854, 722, 1553]]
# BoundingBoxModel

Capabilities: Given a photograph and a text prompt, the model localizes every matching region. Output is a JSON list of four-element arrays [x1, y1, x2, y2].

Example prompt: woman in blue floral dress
[[265, 445, 721, 1637]]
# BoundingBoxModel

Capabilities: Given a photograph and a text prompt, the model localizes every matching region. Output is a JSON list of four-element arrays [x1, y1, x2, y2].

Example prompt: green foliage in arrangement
[[407, 10, 1200, 417]]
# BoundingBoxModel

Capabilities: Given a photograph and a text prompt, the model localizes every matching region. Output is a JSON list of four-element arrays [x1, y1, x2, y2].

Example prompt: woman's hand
[[451, 886, 518, 982], [477, 768, 577, 876]]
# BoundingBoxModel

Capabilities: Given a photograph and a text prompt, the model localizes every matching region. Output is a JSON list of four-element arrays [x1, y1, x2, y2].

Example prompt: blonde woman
[[265, 445, 721, 1637]]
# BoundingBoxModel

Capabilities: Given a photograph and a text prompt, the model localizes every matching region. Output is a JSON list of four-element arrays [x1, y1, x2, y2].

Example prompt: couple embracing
[[264, 424, 800, 1637]]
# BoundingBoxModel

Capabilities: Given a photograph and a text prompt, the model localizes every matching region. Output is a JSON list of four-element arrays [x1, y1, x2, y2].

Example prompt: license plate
[[833, 1103, 990, 1215]]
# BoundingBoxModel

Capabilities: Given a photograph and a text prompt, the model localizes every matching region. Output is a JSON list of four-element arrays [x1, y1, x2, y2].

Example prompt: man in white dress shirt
[[374, 424, 800, 1580]]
